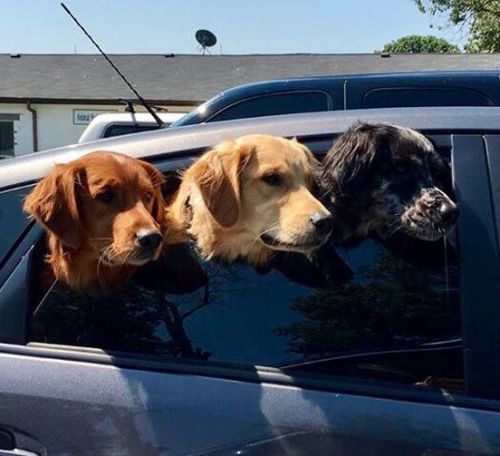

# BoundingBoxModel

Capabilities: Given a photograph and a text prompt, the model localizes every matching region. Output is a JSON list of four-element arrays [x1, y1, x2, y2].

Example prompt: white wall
[[0, 102, 194, 156]]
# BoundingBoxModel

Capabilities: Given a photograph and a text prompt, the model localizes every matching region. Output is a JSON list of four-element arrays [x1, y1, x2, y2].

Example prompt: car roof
[[2, 106, 500, 189]]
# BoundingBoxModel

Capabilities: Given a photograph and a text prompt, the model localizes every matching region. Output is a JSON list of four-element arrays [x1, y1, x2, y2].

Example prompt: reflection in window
[[30, 232, 461, 386]]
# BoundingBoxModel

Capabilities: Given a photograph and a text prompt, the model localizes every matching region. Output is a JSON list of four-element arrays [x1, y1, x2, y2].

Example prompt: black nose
[[440, 205, 459, 229], [136, 230, 163, 250], [310, 212, 334, 237]]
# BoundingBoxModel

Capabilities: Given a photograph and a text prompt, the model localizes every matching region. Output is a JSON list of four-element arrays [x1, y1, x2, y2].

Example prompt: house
[[0, 52, 498, 155]]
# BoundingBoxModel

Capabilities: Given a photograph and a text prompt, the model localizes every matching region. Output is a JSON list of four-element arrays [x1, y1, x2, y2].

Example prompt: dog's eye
[[144, 191, 153, 202], [261, 173, 283, 187], [96, 190, 114, 204]]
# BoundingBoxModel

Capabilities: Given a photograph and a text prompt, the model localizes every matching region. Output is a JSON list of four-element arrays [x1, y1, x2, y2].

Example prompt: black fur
[[319, 122, 459, 245]]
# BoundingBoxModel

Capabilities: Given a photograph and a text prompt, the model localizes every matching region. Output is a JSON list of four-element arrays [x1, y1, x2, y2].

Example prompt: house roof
[[0, 53, 499, 104]]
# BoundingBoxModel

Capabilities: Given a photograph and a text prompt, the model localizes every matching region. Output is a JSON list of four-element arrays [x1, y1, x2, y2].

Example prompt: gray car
[[1, 107, 500, 455]]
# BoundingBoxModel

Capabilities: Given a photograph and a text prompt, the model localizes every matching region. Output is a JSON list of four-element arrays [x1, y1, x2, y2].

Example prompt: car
[[171, 70, 500, 127], [1, 106, 500, 455], [77, 111, 185, 143]]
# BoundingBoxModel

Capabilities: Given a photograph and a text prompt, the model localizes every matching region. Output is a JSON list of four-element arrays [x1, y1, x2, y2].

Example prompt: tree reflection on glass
[[277, 249, 460, 358]]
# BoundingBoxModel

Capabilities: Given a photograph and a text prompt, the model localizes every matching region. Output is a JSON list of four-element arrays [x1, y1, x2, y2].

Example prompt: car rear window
[[103, 124, 162, 138], [363, 87, 494, 109]]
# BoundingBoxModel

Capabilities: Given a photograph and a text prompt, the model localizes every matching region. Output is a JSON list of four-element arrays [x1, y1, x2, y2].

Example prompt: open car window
[[27, 146, 463, 390]]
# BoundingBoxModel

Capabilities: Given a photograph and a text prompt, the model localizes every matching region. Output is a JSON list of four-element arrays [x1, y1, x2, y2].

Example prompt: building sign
[[73, 109, 116, 125]]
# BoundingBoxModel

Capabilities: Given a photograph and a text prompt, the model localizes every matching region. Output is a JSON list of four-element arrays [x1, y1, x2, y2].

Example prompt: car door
[[0, 133, 500, 456]]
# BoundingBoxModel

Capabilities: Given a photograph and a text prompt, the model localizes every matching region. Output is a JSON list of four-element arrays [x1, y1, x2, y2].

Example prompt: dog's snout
[[439, 204, 459, 229], [310, 212, 334, 237], [135, 229, 163, 250]]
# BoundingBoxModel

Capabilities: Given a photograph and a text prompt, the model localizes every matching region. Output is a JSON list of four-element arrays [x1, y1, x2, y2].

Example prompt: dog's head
[[24, 151, 166, 267], [184, 134, 333, 263], [320, 123, 459, 243]]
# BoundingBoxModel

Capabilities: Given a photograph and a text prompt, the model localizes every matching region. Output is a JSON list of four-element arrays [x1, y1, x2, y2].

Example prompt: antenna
[[60, 2, 164, 128], [195, 29, 217, 55]]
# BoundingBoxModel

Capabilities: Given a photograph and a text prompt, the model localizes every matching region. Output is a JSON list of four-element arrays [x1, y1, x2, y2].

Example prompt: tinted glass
[[0, 187, 32, 266], [103, 124, 161, 138], [30, 226, 461, 385], [209, 92, 329, 122], [363, 88, 493, 109]]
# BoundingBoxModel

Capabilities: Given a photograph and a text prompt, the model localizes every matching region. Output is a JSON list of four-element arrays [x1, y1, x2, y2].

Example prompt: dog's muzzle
[[402, 189, 459, 240], [260, 211, 334, 252]]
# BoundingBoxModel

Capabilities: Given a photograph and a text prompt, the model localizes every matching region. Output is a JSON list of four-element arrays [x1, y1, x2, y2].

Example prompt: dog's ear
[[138, 160, 167, 229], [23, 163, 83, 249], [322, 123, 381, 196], [194, 140, 253, 227]]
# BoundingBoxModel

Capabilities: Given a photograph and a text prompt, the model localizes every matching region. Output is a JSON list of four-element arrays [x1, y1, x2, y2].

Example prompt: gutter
[[25, 100, 38, 152]]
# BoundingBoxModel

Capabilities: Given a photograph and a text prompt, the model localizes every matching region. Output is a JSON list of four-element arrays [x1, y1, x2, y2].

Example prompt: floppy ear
[[23, 163, 83, 249], [322, 123, 381, 197], [193, 140, 252, 228], [138, 159, 167, 228]]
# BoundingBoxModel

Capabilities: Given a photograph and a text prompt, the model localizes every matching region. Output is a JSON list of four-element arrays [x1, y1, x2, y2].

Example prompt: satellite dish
[[196, 29, 217, 55]]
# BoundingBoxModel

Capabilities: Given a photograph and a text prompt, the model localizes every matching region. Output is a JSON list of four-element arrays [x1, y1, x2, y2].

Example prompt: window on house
[[0, 121, 15, 157]]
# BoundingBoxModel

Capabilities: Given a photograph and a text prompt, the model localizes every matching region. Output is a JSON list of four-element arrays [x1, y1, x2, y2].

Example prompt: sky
[[0, 0, 464, 55]]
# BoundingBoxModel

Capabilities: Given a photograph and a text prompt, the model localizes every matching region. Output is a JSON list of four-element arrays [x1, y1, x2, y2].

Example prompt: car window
[[0, 186, 32, 267], [208, 92, 330, 122], [27, 155, 462, 390], [103, 124, 162, 138], [363, 87, 494, 109]]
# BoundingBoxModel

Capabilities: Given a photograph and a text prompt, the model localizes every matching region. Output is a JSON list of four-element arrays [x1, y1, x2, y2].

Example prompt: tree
[[382, 35, 460, 53], [414, 0, 500, 52]]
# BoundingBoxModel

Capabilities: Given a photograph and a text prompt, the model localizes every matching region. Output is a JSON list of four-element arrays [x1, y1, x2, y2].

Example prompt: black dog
[[319, 122, 459, 247]]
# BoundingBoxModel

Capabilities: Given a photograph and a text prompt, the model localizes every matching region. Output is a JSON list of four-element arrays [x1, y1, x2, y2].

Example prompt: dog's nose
[[136, 229, 163, 250], [440, 204, 459, 229], [310, 212, 334, 237]]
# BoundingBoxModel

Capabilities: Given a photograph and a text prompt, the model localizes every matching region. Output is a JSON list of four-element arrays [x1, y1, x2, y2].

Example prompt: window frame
[[0, 132, 498, 409]]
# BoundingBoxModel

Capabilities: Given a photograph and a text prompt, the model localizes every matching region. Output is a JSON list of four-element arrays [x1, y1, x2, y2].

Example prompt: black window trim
[[0, 132, 497, 409]]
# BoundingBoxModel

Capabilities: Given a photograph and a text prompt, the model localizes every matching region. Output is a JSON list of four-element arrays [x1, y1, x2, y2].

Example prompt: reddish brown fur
[[24, 151, 167, 292]]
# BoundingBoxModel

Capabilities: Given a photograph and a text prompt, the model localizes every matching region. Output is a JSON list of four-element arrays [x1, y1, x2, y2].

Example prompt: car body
[[172, 71, 500, 127], [1, 107, 500, 455], [78, 112, 185, 143]]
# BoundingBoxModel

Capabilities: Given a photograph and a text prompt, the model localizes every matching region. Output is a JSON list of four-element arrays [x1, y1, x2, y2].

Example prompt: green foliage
[[382, 35, 460, 53], [414, 0, 500, 52]]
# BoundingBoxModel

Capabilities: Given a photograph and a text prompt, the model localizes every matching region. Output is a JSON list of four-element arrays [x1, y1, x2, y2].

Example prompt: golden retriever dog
[[24, 151, 167, 292], [167, 134, 333, 266]]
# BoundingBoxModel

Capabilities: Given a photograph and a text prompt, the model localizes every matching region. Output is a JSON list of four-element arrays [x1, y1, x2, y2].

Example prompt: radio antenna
[[61, 2, 164, 128]]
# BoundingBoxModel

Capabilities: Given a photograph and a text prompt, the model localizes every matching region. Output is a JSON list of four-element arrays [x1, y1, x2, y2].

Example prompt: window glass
[[209, 92, 329, 122], [29, 159, 461, 387], [103, 124, 161, 139], [0, 187, 32, 266], [0, 121, 15, 156], [363, 88, 493, 109]]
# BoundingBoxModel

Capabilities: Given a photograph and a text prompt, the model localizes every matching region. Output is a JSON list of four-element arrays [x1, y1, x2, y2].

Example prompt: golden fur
[[167, 134, 332, 266], [24, 151, 167, 292]]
